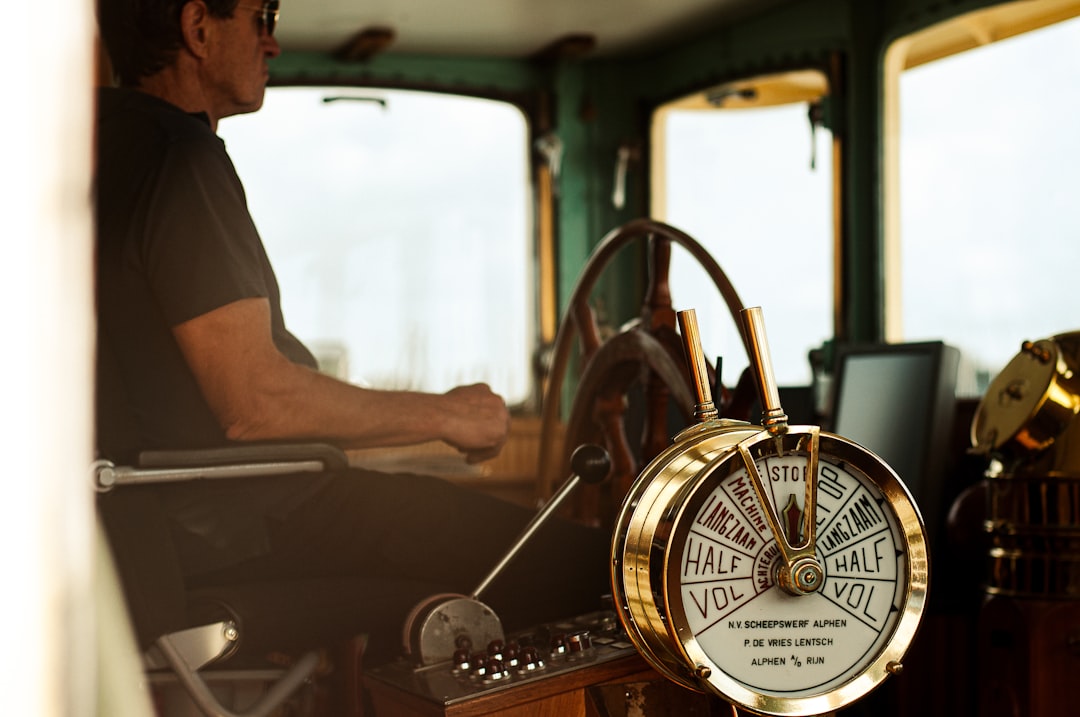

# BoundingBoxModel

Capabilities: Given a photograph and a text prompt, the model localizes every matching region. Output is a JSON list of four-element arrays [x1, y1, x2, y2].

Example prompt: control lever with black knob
[[403, 444, 612, 666]]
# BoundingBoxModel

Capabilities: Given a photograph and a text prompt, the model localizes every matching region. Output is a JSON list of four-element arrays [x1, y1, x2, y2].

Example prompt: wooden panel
[[363, 654, 662, 717], [448, 688, 584, 717]]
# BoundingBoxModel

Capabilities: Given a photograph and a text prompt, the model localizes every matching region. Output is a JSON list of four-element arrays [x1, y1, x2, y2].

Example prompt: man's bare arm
[[172, 297, 510, 459]]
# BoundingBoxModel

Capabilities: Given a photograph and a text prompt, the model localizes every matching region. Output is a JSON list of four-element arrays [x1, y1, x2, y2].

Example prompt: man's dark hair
[[98, 0, 240, 87]]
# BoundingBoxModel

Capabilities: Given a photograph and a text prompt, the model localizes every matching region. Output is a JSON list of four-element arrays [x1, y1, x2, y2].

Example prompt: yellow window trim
[[899, 0, 1080, 71]]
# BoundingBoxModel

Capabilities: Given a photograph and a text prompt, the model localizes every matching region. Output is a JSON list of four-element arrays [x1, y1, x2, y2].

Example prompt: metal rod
[[471, 475, 580, 601], [93, 460, 327, 491], [677, 309, 719, 423], [740, 306, 788, 434]]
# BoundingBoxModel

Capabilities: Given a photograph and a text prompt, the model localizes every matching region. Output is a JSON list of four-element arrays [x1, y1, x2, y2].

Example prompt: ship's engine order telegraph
[[611, 307, 929, 716]]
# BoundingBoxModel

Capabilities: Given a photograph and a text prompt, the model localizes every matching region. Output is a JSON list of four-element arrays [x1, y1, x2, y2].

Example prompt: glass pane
[[658, 103, 833, 387], [898, 17, 1080, 394], [219, 88, 534, 404]]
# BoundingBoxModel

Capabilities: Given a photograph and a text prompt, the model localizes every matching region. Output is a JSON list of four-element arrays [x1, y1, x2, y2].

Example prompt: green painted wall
[[269, 51, 541, 97]]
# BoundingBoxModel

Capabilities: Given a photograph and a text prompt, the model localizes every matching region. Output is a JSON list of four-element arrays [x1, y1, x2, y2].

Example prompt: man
[[94, 0, 608, 665]]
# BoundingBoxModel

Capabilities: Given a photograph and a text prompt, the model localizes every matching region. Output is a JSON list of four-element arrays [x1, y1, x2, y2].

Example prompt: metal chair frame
[[94, 443, 349, 717]]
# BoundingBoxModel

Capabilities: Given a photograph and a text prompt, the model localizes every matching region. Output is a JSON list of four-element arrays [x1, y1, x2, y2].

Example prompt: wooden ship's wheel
[[536, 218, 755, 527]]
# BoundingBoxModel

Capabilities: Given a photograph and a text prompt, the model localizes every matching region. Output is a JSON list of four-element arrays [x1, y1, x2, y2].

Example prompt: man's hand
[[438, 384, 511, 463]]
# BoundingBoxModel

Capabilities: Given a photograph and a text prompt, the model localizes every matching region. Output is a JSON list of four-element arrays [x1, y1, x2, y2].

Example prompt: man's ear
[[179, 0, 213, 59]]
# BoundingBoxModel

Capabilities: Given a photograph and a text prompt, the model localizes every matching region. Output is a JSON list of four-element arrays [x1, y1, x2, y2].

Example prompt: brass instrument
[[611, 307, 928, 716], [969, 332, 1080, 717]]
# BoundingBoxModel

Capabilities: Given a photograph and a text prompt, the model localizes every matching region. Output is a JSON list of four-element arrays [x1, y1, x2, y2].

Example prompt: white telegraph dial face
[[665, 431, 923, 712]]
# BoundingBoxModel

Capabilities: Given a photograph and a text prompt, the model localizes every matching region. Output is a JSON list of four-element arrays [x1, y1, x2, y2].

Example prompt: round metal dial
[[613, 424, 927, 716]]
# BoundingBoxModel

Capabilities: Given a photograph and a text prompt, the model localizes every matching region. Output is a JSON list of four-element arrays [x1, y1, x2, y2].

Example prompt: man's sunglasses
[[236, 0, 280, 36]]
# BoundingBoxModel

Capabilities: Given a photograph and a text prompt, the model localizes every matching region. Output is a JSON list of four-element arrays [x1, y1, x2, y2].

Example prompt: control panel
[[366, 610, 638, 709]]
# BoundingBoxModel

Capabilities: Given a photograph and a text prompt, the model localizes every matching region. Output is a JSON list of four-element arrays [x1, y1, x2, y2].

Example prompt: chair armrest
[[138, 443, 348, 470], [93, 443, 348, 492]]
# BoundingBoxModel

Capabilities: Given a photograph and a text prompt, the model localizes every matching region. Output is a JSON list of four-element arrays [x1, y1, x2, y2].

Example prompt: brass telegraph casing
[[610, 308, 929, 716], [612, 415, 765, 691], [971, 332, 1080, 599], [972, 333, 1080, 462]]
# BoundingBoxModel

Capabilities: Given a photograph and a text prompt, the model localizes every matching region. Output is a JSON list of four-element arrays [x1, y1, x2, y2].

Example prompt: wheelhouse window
[[651, 69, 835, 388], [218, 88, 534, 405], [885, 5, 1080, 395]]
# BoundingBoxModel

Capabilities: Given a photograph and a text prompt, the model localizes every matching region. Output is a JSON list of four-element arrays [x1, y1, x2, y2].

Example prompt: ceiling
[[274, 0, 792, 58]]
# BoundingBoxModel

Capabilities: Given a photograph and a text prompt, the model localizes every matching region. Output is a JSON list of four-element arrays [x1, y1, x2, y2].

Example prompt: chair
[[94, 443, 352, 717]]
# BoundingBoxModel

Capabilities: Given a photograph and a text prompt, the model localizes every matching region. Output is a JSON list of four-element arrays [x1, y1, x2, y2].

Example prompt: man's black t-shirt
[[95, 87, 316, 463], [95, 88, 326, 574]]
